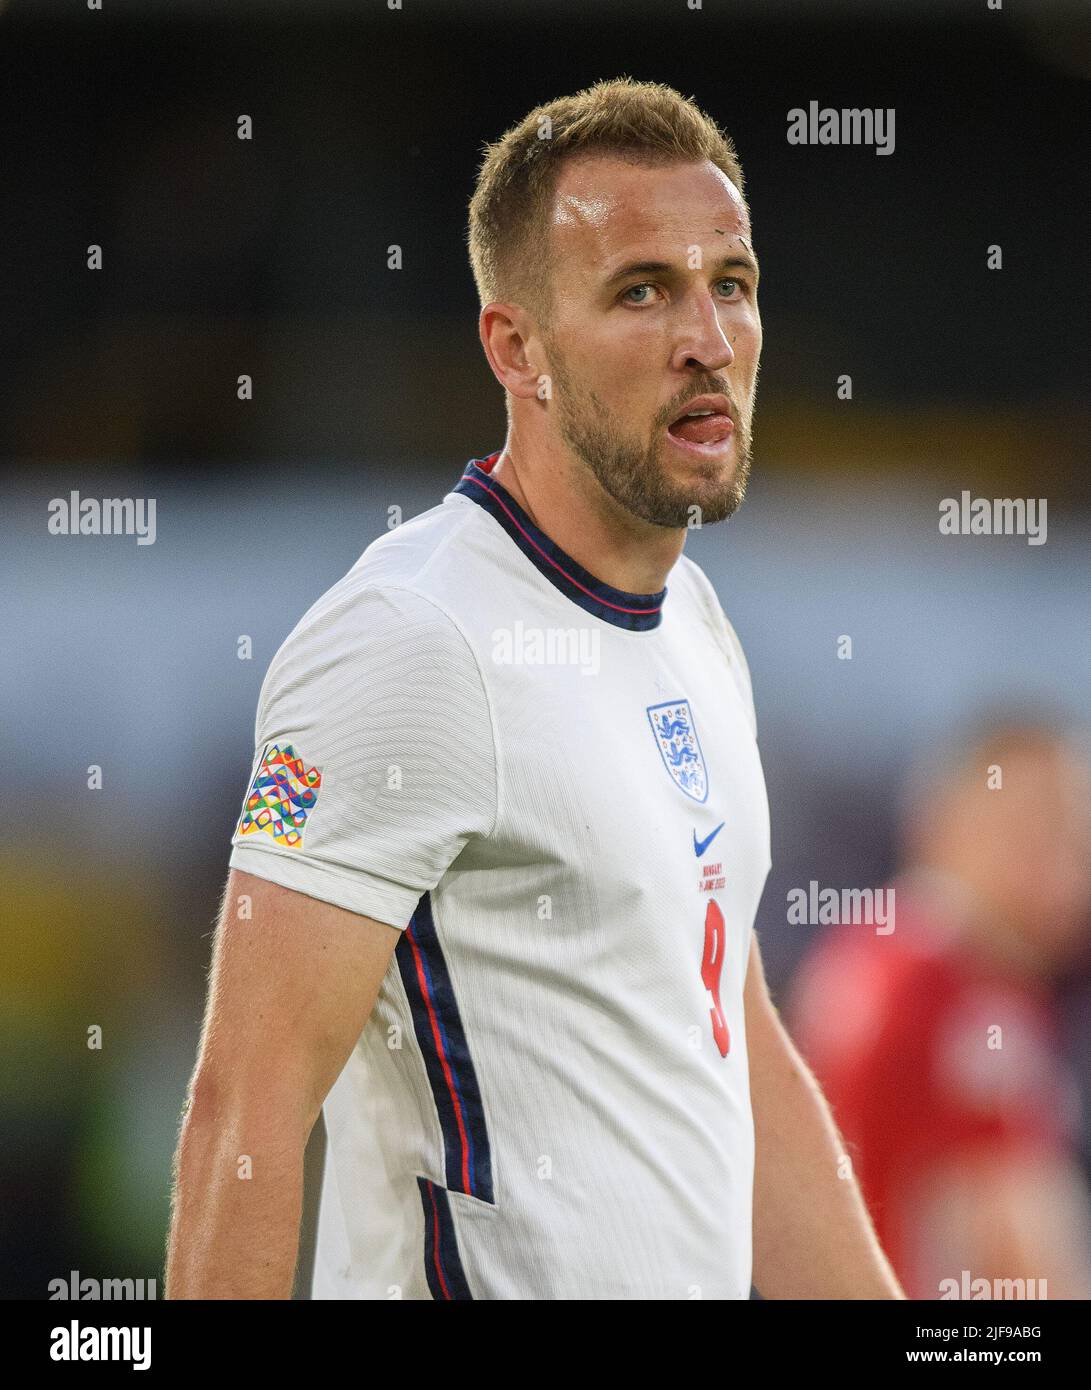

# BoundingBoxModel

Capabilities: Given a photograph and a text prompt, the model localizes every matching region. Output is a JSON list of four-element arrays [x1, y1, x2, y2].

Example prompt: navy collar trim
[[452, 452, 666, 632]]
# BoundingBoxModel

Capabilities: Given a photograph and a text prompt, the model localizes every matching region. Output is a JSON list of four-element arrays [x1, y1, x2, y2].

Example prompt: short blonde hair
[[467, 76, 748, 327]]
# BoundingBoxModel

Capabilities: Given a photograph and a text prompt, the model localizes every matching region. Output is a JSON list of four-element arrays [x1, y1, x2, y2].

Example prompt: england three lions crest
[[647, 699, 709, 803]]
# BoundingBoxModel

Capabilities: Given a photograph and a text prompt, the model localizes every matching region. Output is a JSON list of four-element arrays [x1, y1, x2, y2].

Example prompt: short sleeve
[[228, 583, 497, 928]]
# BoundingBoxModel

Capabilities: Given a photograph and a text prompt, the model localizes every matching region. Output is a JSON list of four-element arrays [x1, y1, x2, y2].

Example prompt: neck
[[489, 432, 687, 595]]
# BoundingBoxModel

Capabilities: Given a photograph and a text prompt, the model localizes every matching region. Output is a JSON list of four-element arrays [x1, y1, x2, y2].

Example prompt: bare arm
[[745, 932, 905, 1299], [166, 868, 400, 1299]]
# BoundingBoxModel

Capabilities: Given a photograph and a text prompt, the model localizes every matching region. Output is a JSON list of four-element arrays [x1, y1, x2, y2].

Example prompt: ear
[[478, 301, 544, 404]]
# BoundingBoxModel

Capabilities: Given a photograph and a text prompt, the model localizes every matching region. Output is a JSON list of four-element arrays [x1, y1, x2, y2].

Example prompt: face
[[538, 153, 762, 529]]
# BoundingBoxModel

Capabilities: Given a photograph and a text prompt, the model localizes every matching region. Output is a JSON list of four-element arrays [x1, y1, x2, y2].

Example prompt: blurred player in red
[[789, 714, 1091, 1299]]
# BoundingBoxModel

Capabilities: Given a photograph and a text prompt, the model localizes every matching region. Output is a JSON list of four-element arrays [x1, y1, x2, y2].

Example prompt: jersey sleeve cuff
[[227, 843, 419, 929]]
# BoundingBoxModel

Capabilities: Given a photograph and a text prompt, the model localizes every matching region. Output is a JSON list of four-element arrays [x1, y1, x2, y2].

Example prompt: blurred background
[[2, 0, 1089, 1299]]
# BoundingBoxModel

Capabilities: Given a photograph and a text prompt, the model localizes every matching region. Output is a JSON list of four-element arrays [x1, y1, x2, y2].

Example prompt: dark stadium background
[[2, 0, 1088, 1298]]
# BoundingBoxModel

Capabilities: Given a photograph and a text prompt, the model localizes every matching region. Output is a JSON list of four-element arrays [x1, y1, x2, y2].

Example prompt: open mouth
[[666, 410, 735, 449]]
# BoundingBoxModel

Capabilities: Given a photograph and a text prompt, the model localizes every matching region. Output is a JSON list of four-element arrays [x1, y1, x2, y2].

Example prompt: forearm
[[166, 1085, 307, 1299], [749, 1014, 905, 1299]]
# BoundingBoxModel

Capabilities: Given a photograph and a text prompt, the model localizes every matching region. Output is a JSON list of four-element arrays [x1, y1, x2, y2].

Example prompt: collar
[[452, 452, 666, 632]]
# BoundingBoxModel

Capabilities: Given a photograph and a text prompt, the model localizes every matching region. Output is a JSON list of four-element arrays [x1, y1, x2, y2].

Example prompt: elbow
[[181, 1055, 314, 1148]]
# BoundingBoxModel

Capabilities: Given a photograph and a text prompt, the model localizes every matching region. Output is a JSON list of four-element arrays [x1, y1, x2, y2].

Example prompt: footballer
[[167, 77, 904, 1300]]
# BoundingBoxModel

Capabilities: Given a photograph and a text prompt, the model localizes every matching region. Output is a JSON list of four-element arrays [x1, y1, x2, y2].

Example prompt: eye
[[716, 278, 743, 299], [621, 282, 659, 305]]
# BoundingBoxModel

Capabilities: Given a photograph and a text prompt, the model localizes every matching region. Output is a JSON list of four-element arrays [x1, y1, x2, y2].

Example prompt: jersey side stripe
[[397, 893, 495, 1204], [417, 1177, 473, 1300]]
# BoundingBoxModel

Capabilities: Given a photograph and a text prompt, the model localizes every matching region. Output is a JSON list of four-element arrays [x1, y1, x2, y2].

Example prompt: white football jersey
[[229, 451, 772, 1299]]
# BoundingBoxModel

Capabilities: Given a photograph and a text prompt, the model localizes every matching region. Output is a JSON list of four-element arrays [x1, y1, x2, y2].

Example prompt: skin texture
[[481, 154, 762, 594], [744, 931, 904, 1298], [166, 870, 400, 1299]]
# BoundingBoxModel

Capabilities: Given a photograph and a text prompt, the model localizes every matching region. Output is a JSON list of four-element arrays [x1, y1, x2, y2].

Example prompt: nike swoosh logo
[[693, 822, 725, 857]]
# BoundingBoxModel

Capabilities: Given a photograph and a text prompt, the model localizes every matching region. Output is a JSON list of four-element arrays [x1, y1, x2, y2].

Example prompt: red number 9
[[701, 898, 730, 1057]]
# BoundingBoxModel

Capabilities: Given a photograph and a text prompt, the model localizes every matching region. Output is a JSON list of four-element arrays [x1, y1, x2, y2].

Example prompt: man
[[167, 77, 902, 1300], [790, 716, 1091, 1299]]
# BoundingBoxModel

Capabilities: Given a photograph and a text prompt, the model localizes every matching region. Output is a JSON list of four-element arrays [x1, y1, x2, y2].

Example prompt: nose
[[670, 291, 735, 375]]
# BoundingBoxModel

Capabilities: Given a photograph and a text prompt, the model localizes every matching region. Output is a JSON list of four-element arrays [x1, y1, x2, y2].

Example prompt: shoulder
[[673, 553, 757, 730], [673, 554, 747, 656], [270, 501, 485, 676], [254, 505, 496, 739], [344, 495, 483, 594]]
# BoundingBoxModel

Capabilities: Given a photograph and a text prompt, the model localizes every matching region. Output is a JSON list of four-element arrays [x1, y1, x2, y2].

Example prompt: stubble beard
[[547, 346, 754, 530]]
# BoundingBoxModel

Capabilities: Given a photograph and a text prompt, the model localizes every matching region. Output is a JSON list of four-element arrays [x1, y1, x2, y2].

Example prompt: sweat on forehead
[[548, 155, 751, 255]]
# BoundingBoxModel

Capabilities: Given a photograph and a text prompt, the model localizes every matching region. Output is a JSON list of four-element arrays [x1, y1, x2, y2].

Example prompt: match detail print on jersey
[[397, 893, 495, 1205], [235, 741, 323, 849]]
